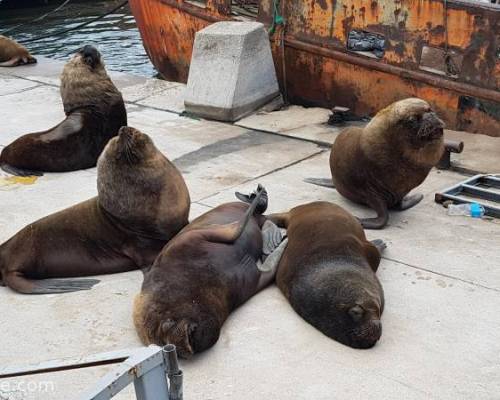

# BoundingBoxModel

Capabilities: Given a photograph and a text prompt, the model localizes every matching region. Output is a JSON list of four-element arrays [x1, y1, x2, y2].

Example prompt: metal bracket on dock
[[435, 174, 500, 218], [437, 139, 464, 170], [0, 345, 183, 400]]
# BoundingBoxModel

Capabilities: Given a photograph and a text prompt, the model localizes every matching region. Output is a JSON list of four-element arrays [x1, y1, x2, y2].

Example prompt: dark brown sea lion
[[268, 201, 385, 349], [307, 98, 445, 229], [0, 127, 190, 294], [0, 35, 36, 67], [0, 45, 126, 176], [133, 185, 286, 358]]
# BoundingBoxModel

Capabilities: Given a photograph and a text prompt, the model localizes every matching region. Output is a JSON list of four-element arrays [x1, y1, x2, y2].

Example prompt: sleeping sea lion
[[268, 201, 385, 349], [133, 185, 286, 358], [307, 98, 445, 229], [0, 127, 190, 294], [0, 35, 36, 67], [0, 45, 126, 176]]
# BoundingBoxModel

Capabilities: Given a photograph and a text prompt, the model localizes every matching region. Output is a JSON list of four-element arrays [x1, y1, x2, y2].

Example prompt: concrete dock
[[0, 58, 499, 400]]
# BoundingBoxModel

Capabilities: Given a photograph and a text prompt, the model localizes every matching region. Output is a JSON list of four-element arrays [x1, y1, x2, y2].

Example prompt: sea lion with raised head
[[0, 45, 126, 176], [307, 98, 445, 229], [0, 35, 36, 67], [133, 185, 286, 358], [266, 201, 385, 349], [0, 127, 190, 294]]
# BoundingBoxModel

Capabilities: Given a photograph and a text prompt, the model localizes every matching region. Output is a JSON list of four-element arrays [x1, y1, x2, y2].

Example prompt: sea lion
[[307, 98, 445, 229], [267, 201, 385, 349], [0, 45, 126, 176], [0, 35, 36, 67], [0, 126, 190, 294], [133, 185, 286, 358]]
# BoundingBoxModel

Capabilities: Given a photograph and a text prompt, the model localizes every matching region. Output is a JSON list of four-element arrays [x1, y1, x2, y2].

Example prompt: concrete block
[[184, 21, 280, 122]]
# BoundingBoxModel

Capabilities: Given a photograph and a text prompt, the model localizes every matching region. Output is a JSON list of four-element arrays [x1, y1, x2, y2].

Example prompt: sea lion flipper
[[5, 273, 100, 294], [1, 163, 43, 177], [30, 278, 101, 294], [358, 198, 389, 230], [370, 239, 387, 253], [261, 220, 287, 258], [304, 178, 336, 188], [0, 57, 22, 67], [364, 239, 387, 272], [394, 193, 424, 211], [257, 238, 289, 289], [203, 185, 266, 243], [235, 184, 268, 214]]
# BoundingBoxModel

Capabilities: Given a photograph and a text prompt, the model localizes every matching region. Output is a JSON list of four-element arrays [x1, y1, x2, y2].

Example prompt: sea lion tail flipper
[[5, 273, 100, 294], [304, 178, 336, 189], [235, 184, 268, 214], [202, 185, 266, 244], [1, 163, 44, 177], [394, 194, 424, 211]]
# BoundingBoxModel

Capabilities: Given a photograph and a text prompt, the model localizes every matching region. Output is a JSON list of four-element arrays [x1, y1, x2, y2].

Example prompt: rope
[[269, 0, 284, 35], [16, 0, 128, 44], [1, 0, 72, 35]]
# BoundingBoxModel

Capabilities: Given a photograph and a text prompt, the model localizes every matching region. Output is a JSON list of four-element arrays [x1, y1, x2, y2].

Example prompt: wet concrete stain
[[172, 130, 283, 173]]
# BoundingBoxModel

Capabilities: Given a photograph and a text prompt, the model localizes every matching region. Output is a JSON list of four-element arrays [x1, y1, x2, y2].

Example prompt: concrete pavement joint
[[0, 84, 43, 97]]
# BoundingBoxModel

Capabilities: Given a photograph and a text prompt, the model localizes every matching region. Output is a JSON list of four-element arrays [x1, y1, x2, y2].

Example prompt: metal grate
[[435, 174, 500, 218]]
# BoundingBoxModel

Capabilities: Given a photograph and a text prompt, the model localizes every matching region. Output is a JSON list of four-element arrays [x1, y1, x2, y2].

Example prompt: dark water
[[0, 0, 156, 76]]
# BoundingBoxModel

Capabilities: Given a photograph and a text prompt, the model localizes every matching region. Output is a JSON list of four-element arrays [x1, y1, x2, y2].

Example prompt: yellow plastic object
[[0, 175, 38, 187]]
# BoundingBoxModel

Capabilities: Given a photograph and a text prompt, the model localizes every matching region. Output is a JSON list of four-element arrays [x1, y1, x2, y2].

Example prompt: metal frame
[[435, 174, 500, 218], [0, 345, 183, 400]]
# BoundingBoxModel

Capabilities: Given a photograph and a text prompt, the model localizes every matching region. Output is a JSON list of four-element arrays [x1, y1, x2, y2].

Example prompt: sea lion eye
[[348, 305, 365, 322]]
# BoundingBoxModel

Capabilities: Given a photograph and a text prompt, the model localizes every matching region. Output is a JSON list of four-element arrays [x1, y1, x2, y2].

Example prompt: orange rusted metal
[[129, 0, 499, 136]]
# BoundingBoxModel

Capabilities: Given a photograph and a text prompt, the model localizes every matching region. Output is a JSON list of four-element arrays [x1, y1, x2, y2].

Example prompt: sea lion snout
[[417, 111, 445, 140], [157, 313, 220, 359], [349, 318, 382, 349], [113, 126, 153, 163], [75, 45, 101, 69]]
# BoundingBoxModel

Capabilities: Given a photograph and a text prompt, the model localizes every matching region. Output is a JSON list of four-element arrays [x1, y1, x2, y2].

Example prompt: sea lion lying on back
[[133, 185, 286, 358], [0, 127, 190, 294], [307, 98, 444, 229], [267, 201, 385, 349], [0, 45, 126, 176], [0, 35, 36, 67]]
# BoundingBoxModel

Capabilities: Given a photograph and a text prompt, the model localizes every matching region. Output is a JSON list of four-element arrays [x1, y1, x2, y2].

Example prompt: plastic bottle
[[447, 203, 485, 218]]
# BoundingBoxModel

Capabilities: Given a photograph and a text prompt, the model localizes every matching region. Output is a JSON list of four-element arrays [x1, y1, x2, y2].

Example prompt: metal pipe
[[163, 344, 183, 400], [284, 37, 500, 104], [159, 0, 228, 22], [444, 139, 464, 153]]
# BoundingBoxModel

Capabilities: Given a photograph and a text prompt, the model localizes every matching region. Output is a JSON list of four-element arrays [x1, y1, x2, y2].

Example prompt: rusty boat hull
[[129, 0, 500, 136]]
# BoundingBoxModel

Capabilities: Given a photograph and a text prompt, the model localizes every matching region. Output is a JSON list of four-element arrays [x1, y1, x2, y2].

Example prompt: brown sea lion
[[0, 45, 126, 176], [307, 98, 445, 229], [267, 201, 385, 349], [133, 185, 286, 358], [0, 127, 190, 294], [0, 35, 36, 67]]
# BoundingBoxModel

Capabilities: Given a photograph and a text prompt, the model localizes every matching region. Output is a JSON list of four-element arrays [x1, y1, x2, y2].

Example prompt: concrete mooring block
[[184, 21, 280, 122]]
